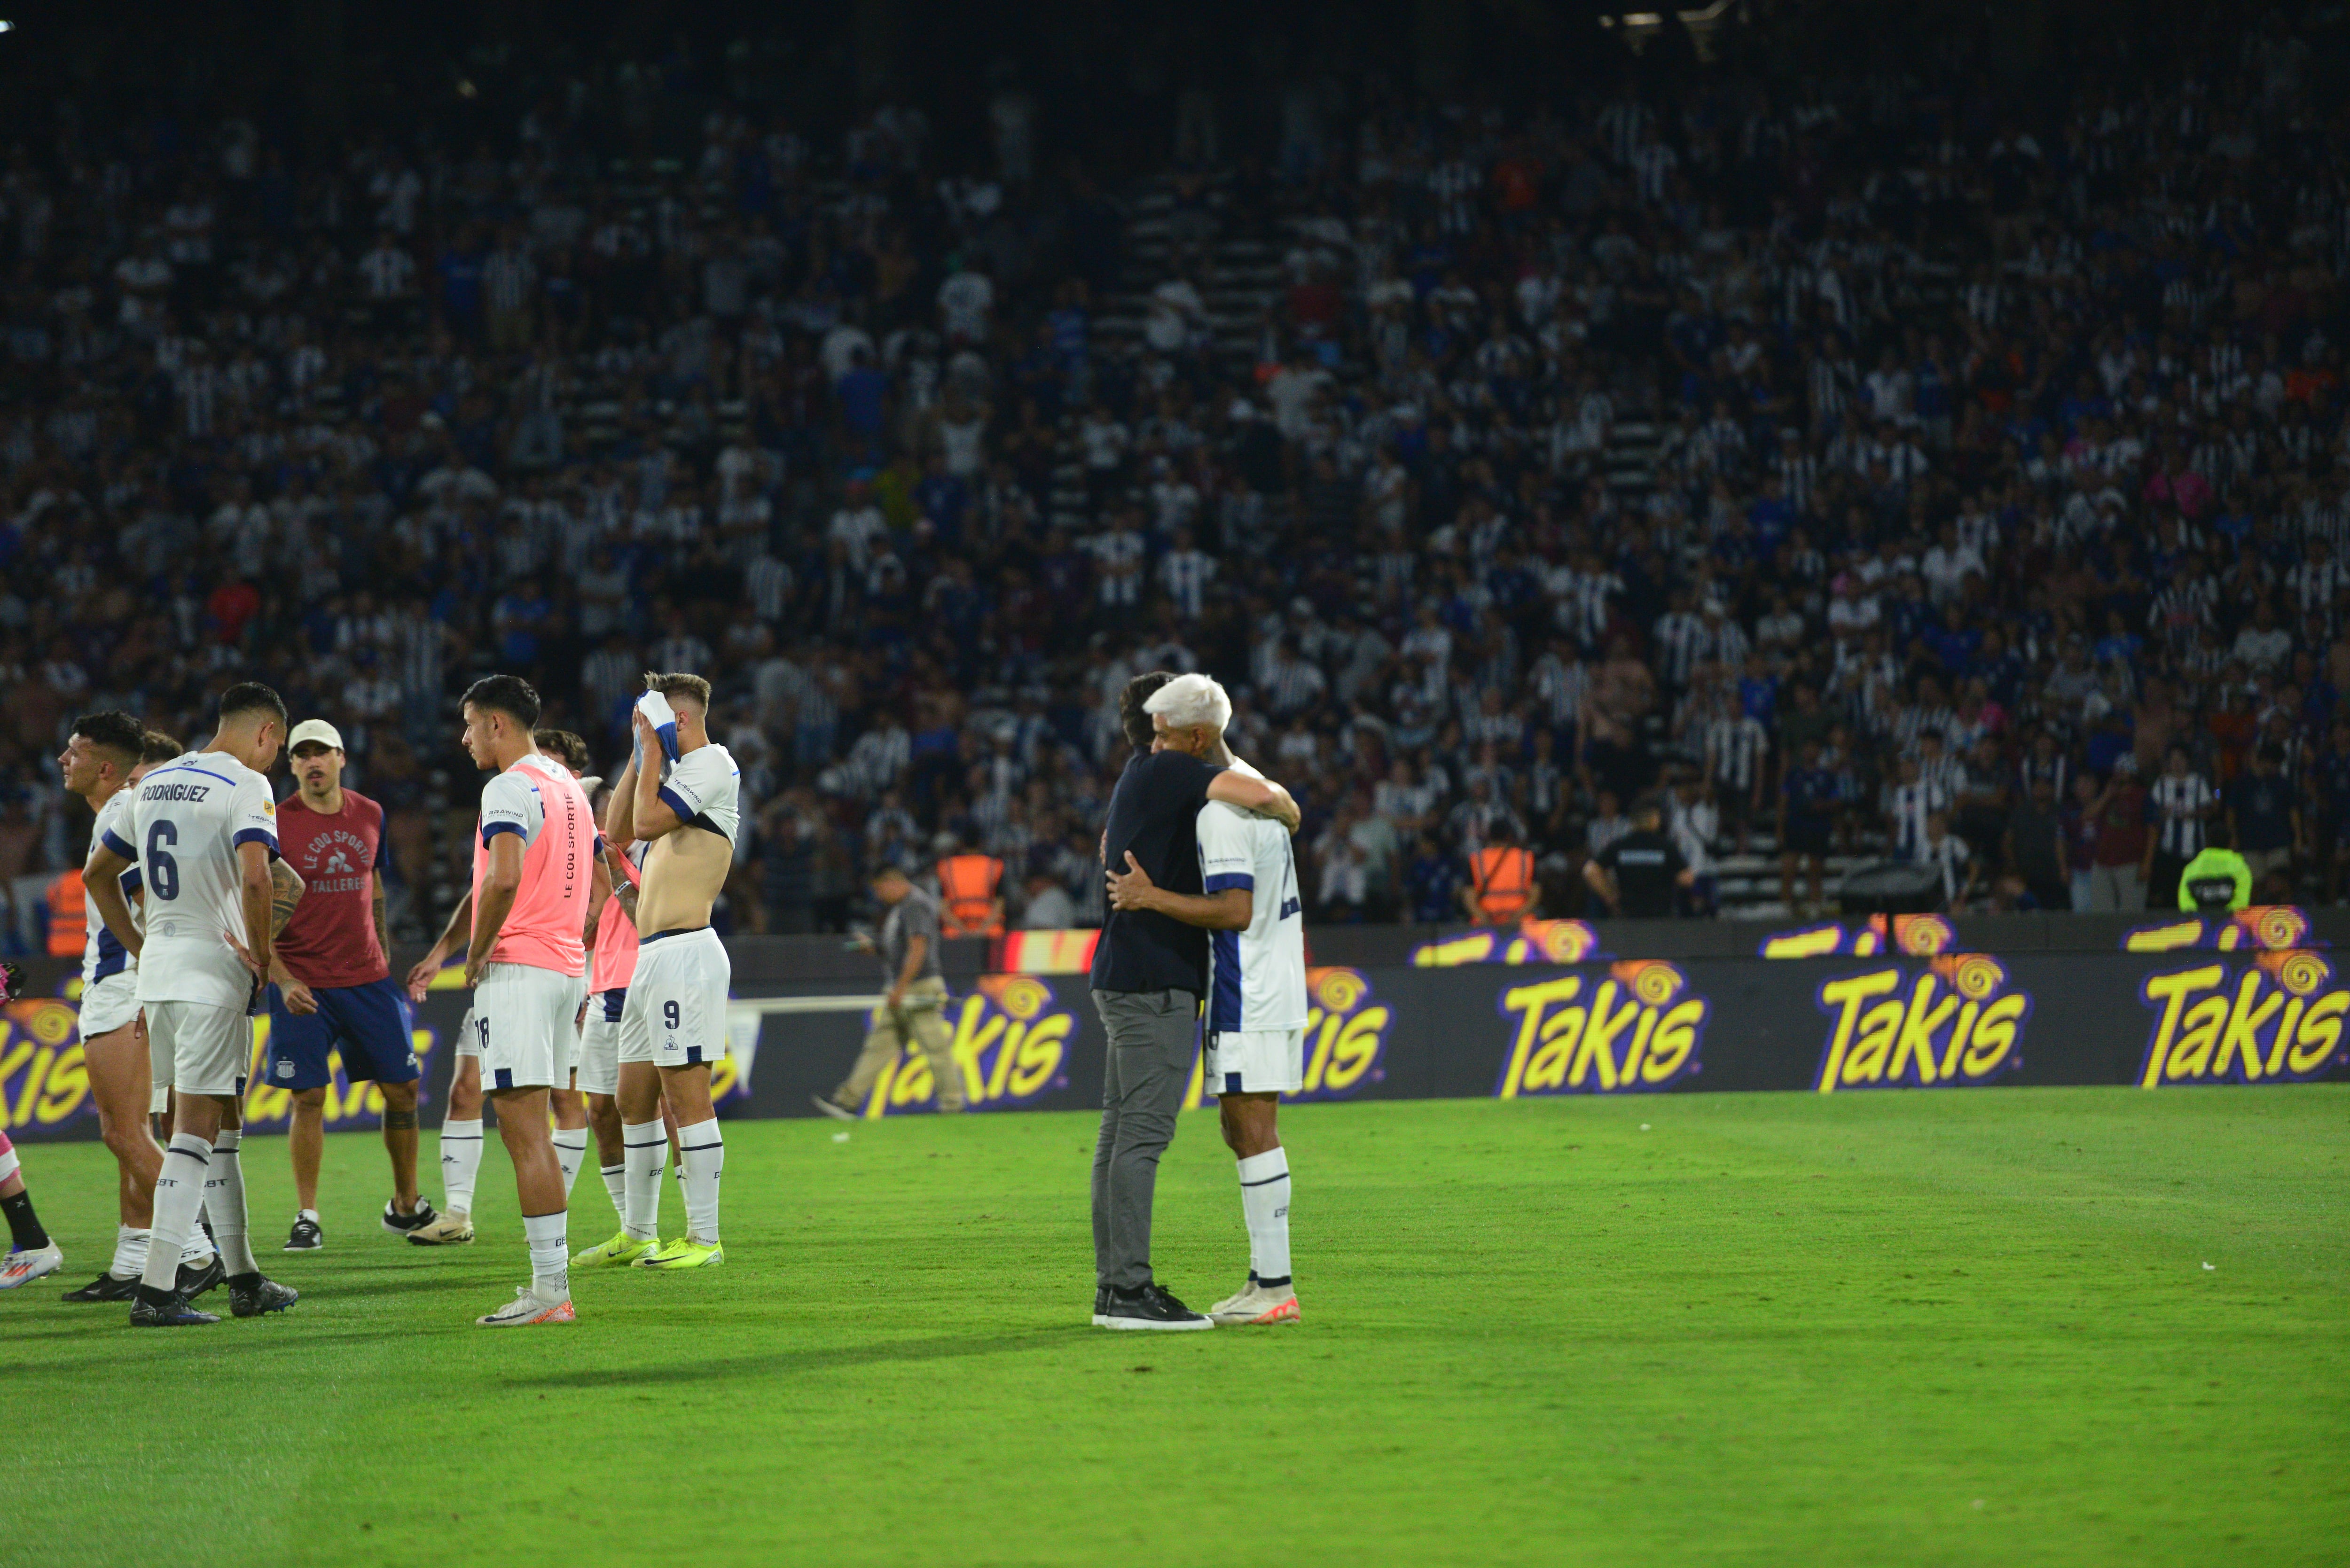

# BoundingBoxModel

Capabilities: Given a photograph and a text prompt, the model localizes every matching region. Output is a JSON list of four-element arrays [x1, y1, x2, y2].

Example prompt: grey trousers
[[1090, 988, 1198, 1292]]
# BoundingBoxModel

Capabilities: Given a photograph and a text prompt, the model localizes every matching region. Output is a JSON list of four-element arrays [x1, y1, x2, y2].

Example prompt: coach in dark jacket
[[1089, 671, 1297, 1330]]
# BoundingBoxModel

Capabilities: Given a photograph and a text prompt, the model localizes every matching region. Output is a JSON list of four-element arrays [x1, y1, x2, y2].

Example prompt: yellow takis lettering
[[1642, 1000, 1703, 1082], [2288, 992, 2347, 1075], [977, 1017, 1019, 1103], [2266, 998, 2303, 1078], [1620, 1006, 1658, 1083], [1939, 1000, 1978, 1080], [1416, 933, 1496, 967], [1963, 994, 2025, 1077], [2140, 966, 2225, 1088], [1300, 1006, 1338, 1093], [1764, 927, 1847, 960], [1007, 1013, 1069, 1099], [1889, 975, 1957, 1085], [11, 1047, 52, 1126], [0, 1038, 33, 1129], [1573, 981, 1639, 1090], [1323, 1008, 1387, 1093], [1498, 977, 1583, 1099], [1816, 970, 1901, 1092], [2210, 972, 2283, 1082]]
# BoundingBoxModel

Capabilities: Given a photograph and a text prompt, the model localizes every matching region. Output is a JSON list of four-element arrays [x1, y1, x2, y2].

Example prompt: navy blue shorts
[[266, 976, 420, 1091]]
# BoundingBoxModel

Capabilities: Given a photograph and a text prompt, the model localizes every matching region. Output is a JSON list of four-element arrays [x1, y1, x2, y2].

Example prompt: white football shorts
[[146, 1000, 252, 1101], [577, 990, 625, 1096], [79, 972, 141, 1040], [619, 927, 730, 1071], [470, 962, 579, 1092], [1204, 1027, 1305, 1096]]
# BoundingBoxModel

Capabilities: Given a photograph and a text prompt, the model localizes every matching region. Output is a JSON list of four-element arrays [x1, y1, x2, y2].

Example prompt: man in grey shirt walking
[[816, 865, 966, 1117], [1088, 672, 1296, 1330]]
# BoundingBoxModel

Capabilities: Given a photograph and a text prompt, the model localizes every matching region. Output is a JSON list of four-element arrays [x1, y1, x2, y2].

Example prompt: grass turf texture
[[4, 1088, 2344, 1568]]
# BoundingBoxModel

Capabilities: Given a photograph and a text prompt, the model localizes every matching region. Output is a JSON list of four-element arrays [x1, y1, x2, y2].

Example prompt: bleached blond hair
[[1142, 671, 1232, 734]]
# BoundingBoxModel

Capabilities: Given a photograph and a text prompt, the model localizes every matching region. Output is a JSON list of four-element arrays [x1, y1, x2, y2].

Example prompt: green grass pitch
[[4, 1087, 2344, 1567]]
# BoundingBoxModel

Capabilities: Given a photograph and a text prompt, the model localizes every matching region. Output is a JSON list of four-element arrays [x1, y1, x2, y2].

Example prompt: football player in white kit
[[402, 731, 620, 1248], [454, 676, 597, 1326], [85, 683, 303, 1326], [1106, 673, 1304, 1326], [56, 713, 172, 1301], [603, 671, 739, 1269]]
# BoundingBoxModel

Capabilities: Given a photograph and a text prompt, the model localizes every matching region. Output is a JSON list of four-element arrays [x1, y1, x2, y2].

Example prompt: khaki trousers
[[837, 977, 964, 1112]]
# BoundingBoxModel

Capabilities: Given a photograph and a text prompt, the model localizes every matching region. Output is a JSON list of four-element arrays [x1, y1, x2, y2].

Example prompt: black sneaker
[[1099, 1283, 1214, 1331], [228, 1273, 299, 1318], [380, 1198, 438, 1237], [61, 1272, 139, 1303], [129, 1286, 219, 1327], [283, 1214, 323, 1252], [1090, 1285, 1111, 1327], [177, 1254, 226, 1300]]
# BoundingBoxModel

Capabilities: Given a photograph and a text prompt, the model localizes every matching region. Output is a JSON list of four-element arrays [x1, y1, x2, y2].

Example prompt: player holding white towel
[[604, 672, 739, 1269]]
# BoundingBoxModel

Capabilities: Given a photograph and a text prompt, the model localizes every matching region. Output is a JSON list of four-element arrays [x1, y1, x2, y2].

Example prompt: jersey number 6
[[146, 820, 180, 901]]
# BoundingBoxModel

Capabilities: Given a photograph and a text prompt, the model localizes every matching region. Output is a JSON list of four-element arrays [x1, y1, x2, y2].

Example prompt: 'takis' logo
[[1812, 955, 2030, 1092], [2136, 954, 2350, 1087], [870, 975, 1074, 1116], [1495, 963, 1707, 1097], [1293, 967, 1390, 1100]]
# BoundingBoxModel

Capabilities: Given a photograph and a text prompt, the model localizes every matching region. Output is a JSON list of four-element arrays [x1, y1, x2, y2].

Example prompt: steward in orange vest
[[46, 869, 86, 957], [1463, 827, 1537, 926], [937, 851, 1006, 937]]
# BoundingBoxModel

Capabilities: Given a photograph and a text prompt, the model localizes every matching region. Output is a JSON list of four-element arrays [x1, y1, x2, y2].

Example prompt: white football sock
[[599, 1163, 627, 1224], [621, 1121, 665, 1241], [1237, 1147, 1292, 1288], [676, 1118, 724, 1246], [141, 1136, 211, 1293], [551, 1128, 589, 1201], [522, 1210, 569, 1302], [207, 1129, 258, 1277], [110, 1225, 149, 1280], [439, 1118, 484, 1214]]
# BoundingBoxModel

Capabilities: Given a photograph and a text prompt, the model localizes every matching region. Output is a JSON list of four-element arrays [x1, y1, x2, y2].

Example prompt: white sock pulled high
[[207, 1129, 258, 1278], [140, 1136, 211, 1294], [1237, 1147, 1292, 1288], [439, 1118, 484, 1215], [110, 1225, 150, 1280], [521, 1210, 569, 1303], [599, 1163, 627, 1225], [621, 1121, 666, 1242], [551, 1128, 589, 1201], [676, 1118, 724, 1246]]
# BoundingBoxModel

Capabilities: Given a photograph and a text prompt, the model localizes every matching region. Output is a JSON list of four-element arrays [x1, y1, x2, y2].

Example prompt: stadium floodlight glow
[[0, 20, 15, 32]]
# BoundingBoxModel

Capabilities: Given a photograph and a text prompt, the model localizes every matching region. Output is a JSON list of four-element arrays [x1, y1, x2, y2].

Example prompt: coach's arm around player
[[1104, 854, 1250, 928]]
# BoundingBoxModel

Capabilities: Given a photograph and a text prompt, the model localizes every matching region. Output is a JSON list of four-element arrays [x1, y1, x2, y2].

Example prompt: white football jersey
[[86, 786, 145, 986], [125, 750, 279, 1009], [1197, 797, 1307, 1036], [659, 742, 740, 842]]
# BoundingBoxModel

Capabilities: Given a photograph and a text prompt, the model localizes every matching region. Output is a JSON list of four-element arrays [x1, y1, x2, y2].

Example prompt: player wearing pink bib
[[455, 675, 594, 1326]]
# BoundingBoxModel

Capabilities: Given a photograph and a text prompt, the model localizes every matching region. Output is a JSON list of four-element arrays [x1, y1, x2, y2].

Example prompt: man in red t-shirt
[[266, 719, 433, 1251]]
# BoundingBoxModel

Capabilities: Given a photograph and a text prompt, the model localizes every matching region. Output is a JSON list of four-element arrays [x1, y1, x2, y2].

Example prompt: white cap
[[288, 719, 345, 752]]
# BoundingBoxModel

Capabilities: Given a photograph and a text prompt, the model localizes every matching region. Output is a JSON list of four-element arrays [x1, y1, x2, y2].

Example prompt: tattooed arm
[[263, 860, 318, 1014]]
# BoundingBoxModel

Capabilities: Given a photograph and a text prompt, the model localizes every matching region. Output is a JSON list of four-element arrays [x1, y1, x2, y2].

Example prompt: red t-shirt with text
[[275, 789, 392, 989]]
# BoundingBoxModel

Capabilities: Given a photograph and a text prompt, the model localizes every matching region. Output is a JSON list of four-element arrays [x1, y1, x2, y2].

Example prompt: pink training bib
[[588, 848, 642, 992], [471, 757, 595, 977]]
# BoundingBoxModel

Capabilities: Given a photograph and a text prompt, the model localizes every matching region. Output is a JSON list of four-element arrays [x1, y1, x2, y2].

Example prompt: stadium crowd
[[4, 7, 2350, 945]]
